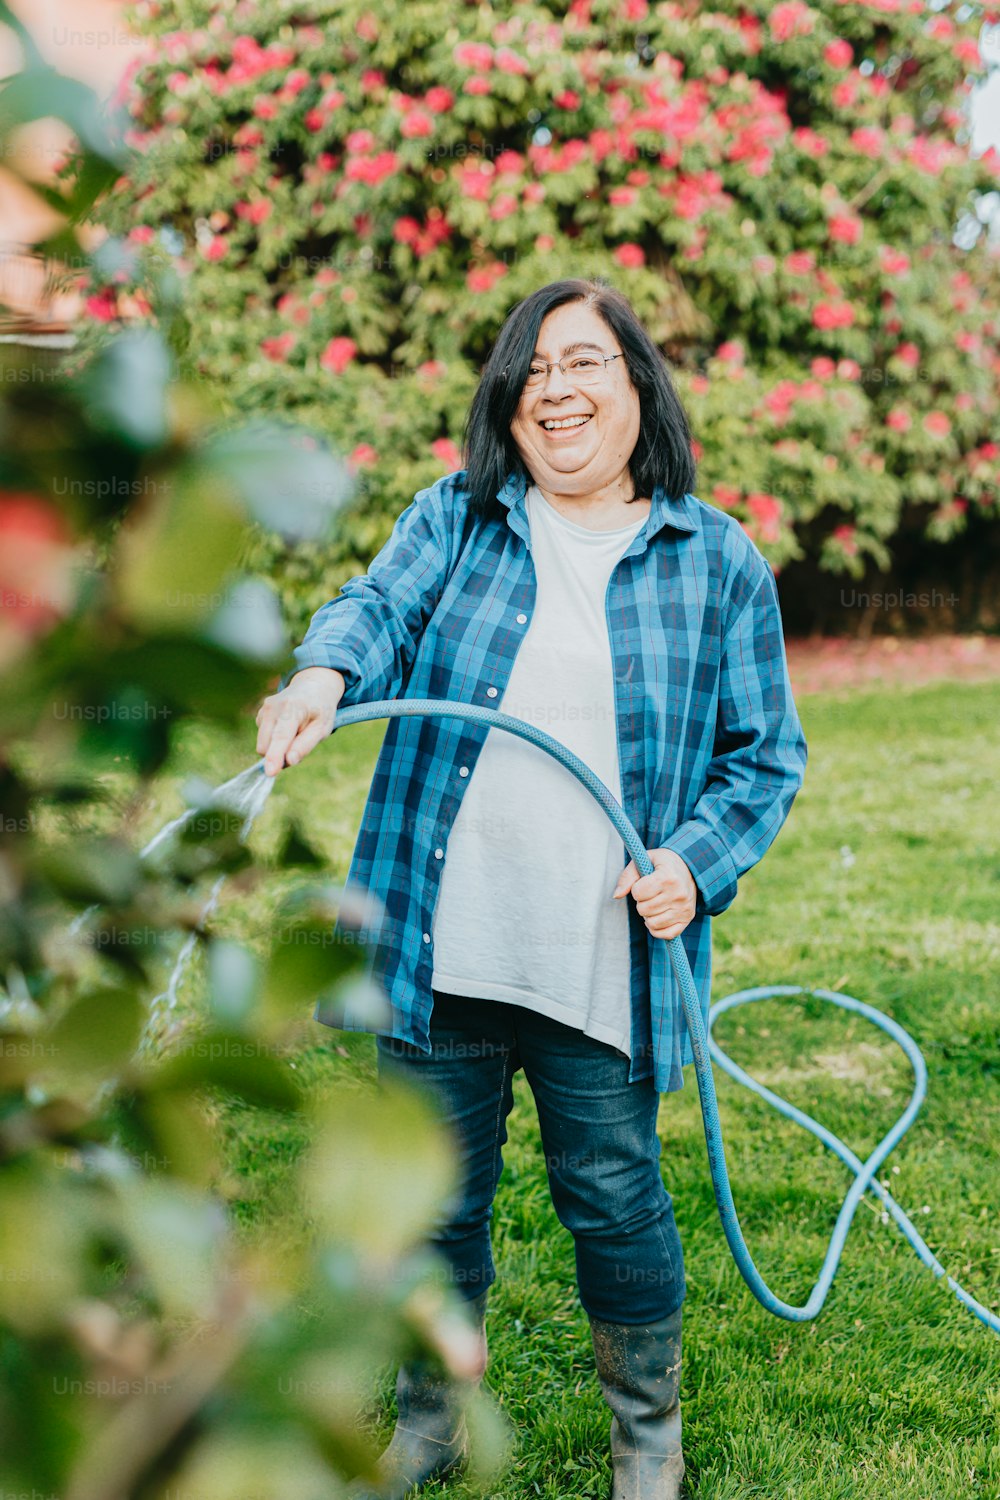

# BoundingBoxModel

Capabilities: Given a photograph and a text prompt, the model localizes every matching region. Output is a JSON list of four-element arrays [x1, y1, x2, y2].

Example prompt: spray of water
[[67, 760, 276, 1053]]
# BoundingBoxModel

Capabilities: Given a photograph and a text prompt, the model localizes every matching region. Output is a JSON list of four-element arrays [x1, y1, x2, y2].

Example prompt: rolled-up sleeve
[[661, 558, 807, 917], [278, 478, 457, 705]]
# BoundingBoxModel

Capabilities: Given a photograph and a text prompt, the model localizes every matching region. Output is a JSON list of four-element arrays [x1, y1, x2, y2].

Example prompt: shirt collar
[[496, 466, 698, 542]]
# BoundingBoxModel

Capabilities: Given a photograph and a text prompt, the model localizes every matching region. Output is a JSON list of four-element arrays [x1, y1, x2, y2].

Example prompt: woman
[[255, 278, 808, 1500]]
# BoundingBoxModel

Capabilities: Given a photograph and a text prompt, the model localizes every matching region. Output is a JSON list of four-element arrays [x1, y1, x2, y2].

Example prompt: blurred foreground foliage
[[0, 20, 507, 1497]]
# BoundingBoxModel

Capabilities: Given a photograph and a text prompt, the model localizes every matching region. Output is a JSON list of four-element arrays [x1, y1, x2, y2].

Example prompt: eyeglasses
[[515, 352, 624, 390]]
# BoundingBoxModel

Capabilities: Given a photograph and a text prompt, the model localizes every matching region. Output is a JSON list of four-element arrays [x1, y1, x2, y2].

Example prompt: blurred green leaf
[[45, 986, 144, 1081], [113, 1176, 230, 1321], [302, 1082, 458, 1263], [113, 463, 248, 632], [79, 328, 171, 449], [35, 835, 142, 905], [205, 939, 259, 1029], [201, 420, 356, 543], [148, 1030, 302, 1113]]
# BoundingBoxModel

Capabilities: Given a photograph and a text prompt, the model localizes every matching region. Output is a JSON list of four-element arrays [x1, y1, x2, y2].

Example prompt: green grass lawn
[[138, 679, 1000, 1499]]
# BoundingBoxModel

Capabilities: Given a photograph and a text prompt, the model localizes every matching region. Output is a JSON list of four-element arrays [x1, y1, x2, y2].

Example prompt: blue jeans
[[375, 988, 686, 1324]]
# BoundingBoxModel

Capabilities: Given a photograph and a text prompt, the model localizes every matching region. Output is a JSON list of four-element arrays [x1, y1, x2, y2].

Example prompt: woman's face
[[509, 302, 641, 498]]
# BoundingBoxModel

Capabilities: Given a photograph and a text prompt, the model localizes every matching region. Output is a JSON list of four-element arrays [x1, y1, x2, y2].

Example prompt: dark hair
[[460, 278, 696, 519]]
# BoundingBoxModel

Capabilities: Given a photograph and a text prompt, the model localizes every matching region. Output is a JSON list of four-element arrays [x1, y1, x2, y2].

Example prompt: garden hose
[[290, 697, 998, 1338]]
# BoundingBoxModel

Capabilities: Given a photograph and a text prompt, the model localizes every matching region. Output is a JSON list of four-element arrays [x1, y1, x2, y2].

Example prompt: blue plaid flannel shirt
[[284, 465, 807, 1093]]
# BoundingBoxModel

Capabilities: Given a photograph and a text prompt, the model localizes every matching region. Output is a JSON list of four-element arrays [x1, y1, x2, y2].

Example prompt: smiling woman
[[464, 277, 696, 531], [256, 276, 807, 1500]]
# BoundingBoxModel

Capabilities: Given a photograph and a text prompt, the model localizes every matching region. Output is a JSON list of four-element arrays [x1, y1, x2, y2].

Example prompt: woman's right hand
[[255, 666, 346, 777]]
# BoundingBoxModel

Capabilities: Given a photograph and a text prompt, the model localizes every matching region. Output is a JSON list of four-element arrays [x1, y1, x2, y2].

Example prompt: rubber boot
[[346, 1289, 489, 1499], [588, 1305, 685, 1500]]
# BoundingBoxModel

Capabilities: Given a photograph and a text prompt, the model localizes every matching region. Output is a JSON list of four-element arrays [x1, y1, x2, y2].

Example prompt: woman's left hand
[[613, 848, 698, 940]]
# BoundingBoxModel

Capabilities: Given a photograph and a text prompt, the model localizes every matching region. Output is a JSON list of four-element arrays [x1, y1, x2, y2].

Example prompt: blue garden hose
[[276, 695, 998, 1338]]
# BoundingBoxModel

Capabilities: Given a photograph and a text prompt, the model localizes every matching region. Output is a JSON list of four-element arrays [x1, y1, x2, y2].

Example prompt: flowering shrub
[[81, 0, 1000, 631]]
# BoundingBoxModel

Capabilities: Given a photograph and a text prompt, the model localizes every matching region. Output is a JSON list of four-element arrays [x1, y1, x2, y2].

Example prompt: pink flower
[[886, 407, 911, 432], [812, 300, 855, 330], [716, 340, 744, 362], [851, 126, 886, 158], [401, 110, 434, 138], [466, 262, 508, 293], [923, 410, 951, 438], [690, 375, 710, 395], [879, 247, 911, 276], [784, 250, 815, 275], [895, 342, 920, 367], [393, 216, 420, 245], [490, 195, 518, 220], [85, 288, 118, 321], [454, 41, 494, 71], [614, 243, 645, 268], [236, 199, 271, 225], [320, 336, 358, 374], [746, 492, 783, 543], [555, 90, 581, 110], [431, 437, 462, 469], [202, 236, 228, 262], [261, 333, 296, 362], [793, 127, 829, 157], [610, 187, 638, 205], [832, 524, 858, 556], [284, 68, 311, 94], [836, 359, 861, 380], [769, 1, 815, 42], [425, 86, 454, 113], [823, 38, 853, 68], [252, 95, 278, 120], [811, 356, 836, 378], [349, 443, 378, 469], [464, 77, 492, 96], [831, 79, 857, 109], [712, 484, 740, 510], [829, 214, 862, 245], [495, 47, 530, 75], [128, 225, 155, 244]]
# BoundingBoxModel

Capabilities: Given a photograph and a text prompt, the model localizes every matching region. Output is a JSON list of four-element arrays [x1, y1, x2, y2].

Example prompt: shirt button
[[516, 612, 527, 624], [434, 847, 444, 859], [486, 686, 498, 698], [422, 932, 431, 943], [459, 765, 469, 777]]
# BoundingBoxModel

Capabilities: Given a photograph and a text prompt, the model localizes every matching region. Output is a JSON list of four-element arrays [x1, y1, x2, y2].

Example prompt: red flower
[[614, 243, 645, 268], [454, 41, 494, 71], [923, 410, 951, 438], [879, 247, 911, 276], [431, 437, 462, 469], [812, 300, 855, 330], [401, 110, 434, 138], [349, 443, 378, 469], [85, 288, 119, 320], [784, 250, 815, 275], [609, 187, 637, 205], [424, 86, 454, 113], [829, 214, 862, 245], [712, 484, 740, 509], [894, 342, 920, 367], [886, 407, 911, 432], [466, 262, 508, 292], [202, 236, 228, 262], [832, 524, 858, 556], [823, 38, 853, 68], [321, 337, 358, 374], [811, 356, 836, 378], [769, 2, 815, 42], [716, 340, 744, 363], [261, 333, 296, 362], [555, 90, 581, 110], [0, 493, 77, 662]]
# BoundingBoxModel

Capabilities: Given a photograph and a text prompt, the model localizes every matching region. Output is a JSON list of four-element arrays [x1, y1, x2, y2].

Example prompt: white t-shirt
[[430, 481, 648, 1056]]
